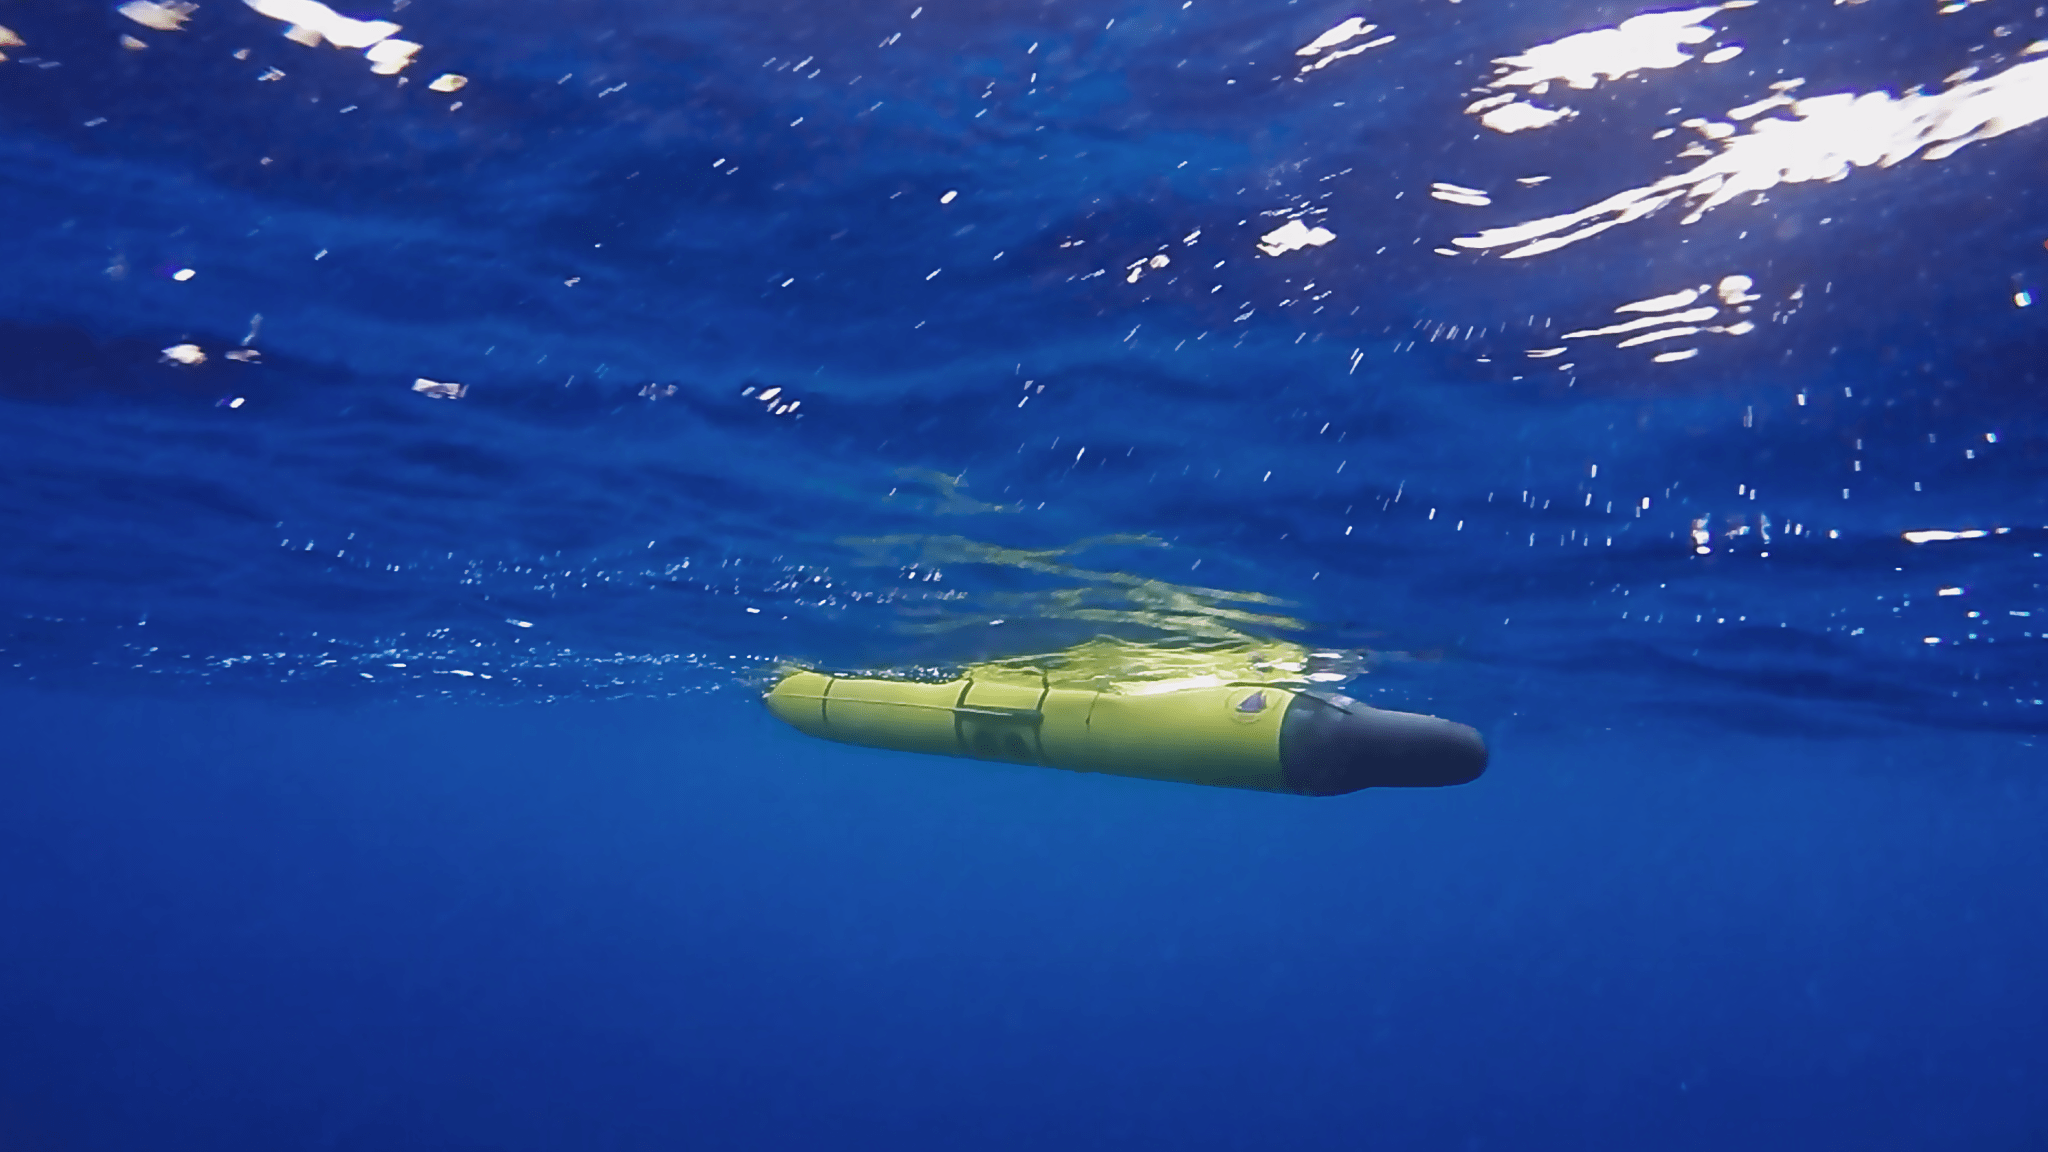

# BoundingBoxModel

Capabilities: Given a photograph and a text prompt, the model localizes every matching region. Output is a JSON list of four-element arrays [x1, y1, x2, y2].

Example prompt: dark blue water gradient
[[2, 0, 2046, 1145], [4, 691, 2046, 1151]]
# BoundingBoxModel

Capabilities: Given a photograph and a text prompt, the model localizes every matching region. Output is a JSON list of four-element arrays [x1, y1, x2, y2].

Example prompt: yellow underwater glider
[[763, 639, 1486, 796]]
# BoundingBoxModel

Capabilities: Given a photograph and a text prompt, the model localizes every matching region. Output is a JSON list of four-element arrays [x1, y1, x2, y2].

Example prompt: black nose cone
[[1278, 691, 1488, 795]]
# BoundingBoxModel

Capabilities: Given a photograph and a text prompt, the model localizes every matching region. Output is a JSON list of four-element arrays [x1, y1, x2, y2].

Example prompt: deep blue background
[[3, 0, 2047, 1144], [4, 691, 2045, 1150]]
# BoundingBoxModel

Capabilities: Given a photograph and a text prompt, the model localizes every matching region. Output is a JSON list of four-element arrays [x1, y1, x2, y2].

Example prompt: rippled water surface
[[2, 0, 2045, 1147]]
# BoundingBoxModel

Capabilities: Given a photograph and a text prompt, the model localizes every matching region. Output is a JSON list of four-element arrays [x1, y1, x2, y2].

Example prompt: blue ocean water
[[1, 0, 2044, 1146]]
